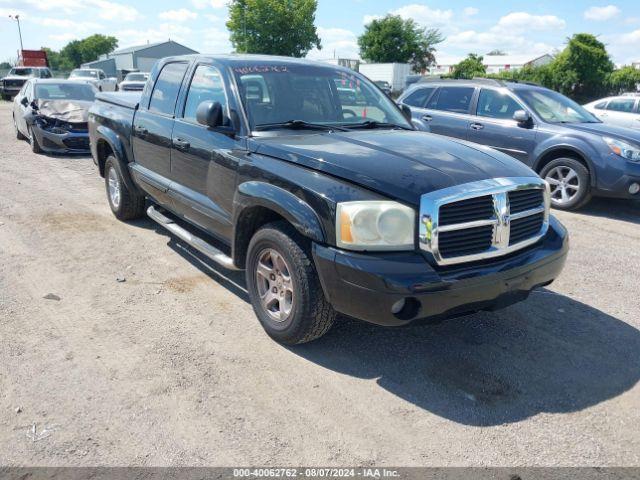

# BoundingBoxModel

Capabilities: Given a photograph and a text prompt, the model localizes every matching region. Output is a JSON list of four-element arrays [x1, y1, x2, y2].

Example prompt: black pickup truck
[[89, 55, 568, 345]]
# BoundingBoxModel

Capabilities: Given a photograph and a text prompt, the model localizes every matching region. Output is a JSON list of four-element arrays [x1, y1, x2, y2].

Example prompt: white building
[[427, 53, 554, 76], [632, 61, 640, 70]]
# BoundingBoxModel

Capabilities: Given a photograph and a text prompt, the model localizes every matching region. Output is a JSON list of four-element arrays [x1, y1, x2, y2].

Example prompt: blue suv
[[398, 79, 640, 210]]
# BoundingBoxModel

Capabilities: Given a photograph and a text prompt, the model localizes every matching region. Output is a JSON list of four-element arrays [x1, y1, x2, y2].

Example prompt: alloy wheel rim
[[545, 166, 580, 205], [255, 248, 294, 323], [107, 168, 121, 208]]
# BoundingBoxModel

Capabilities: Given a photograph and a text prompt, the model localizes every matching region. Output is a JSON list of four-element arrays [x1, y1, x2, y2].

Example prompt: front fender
[[234, 181, 325, 243], [532, 139, 598, 187]]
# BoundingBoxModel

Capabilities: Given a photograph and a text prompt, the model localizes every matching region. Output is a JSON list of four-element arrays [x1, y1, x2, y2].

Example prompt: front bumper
[[31, 124, 90, 154], [0, 85, 21, 97], [594, 153, 640, 200], [313, 216, 568, 327]]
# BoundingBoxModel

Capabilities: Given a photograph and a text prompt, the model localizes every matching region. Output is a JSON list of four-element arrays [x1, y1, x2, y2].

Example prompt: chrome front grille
[[419, 177, 550, 266]]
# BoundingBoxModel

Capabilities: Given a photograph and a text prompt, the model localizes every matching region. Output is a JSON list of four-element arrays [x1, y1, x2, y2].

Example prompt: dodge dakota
[[89, 55, 568, 345]]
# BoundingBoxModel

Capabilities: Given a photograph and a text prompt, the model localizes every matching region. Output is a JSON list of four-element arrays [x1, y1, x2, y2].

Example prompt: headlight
[[603, 136, 640, 162], [336, 201, 415, 251]]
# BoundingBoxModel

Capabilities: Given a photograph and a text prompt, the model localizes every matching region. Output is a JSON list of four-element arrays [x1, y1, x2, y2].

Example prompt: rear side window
[[403, 87, 435, 108], [476, 89, 522, 120], [149, 62, 189, 115], [594, 101, 608, 110], [183, 65, 228, 123], [607, 98, 636, 113], [428, 87, 475, 114]]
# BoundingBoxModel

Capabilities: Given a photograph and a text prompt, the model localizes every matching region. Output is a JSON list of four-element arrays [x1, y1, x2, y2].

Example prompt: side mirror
[[513, 109, 531, 124], [400, 104, 412, 122], [196, 101, 224, 128], [20, 97, 29, 107]]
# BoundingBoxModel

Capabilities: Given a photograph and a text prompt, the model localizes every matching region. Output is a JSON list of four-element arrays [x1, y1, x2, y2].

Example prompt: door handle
[[470, 123, 484, 130], [134, 125, 148, 136], [422, 115, 433, 122], [173, 138, 190, 150]]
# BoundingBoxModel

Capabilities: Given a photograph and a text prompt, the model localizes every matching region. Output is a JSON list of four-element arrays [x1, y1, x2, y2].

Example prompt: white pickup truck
[[68, 68, 117, 92]]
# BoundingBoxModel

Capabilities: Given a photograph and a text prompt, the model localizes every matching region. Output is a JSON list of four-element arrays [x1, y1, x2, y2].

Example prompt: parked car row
[[397, 79, 640, 210]]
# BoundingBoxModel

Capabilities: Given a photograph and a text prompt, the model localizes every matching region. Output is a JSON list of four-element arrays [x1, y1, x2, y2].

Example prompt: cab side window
[[403, 87, 435, 108], [183, 65, 227, 124], [149, 62, 189, 115], [476, 89, 523, 120], [428, 87, 475, 114]]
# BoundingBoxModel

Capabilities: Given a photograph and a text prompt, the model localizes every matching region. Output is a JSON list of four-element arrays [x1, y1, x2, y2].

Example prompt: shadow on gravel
[[290, 289, 640, 426], [576, 197, 640, 225]]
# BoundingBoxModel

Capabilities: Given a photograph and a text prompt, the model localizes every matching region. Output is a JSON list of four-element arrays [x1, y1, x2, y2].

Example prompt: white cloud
[[391, 4, 453, 26], [362, 14, 382, 25], [158, 8, 198, 22], [463, 7, 479, 16], [191, 0, 227, 8], [584, 5, 620, 21], [201, 26, 232, 52], [30, 17, 103, 31], [0, 0, 78, 14], [495, 12, 565, 31], [307, 27, 359, 60], [116, 23, 192, 46], [86, 0, 139, 21], [0, 7, 25, 17], [49, 33, 78, 43]]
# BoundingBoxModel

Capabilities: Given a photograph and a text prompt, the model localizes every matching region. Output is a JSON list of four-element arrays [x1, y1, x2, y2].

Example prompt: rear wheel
[[246, 222, 336, 345], [540, 157, 591, 210], [104, 155, 146, 220]]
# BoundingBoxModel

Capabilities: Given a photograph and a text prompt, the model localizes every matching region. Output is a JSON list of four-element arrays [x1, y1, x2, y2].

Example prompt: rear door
[[132, 61, 189, 185], [467, 88, 538, 165], [422, 86, 475, 140], [169, 62, 242, 238]]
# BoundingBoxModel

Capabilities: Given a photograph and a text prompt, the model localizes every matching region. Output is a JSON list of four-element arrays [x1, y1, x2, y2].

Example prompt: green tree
[[59, 34, 118, 68], [0, 61, 12, 69], [608, 66, 640, 94], [226, 0, 321, 57], [358, 15, 443, 71], [549, 33, 614, 102], [451, 53, 486, 79]]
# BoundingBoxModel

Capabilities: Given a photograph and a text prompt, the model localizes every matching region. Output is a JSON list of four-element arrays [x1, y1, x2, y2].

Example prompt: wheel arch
[[533, 146, 597, 187], [232, 182, 326, 269]]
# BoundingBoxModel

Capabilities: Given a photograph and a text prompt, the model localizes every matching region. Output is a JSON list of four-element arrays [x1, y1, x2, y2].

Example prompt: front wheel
[[104, 156, 146, 220], [28, 126, 42, 154], [540, 158, 591, 210], [246, 222, 336, 345]]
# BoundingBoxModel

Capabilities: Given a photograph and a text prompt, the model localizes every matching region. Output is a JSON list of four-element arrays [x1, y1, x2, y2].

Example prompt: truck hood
[[561, 122, 640, 144], [34, 99, 93, 123], [253, 130, 536, 205]]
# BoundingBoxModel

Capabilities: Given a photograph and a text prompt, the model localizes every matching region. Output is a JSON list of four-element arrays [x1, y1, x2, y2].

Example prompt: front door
[[131, 61, 189, 192], [169, 63, 242, 239], [421, 86, 475, 140], [467, 88, 538, 165]]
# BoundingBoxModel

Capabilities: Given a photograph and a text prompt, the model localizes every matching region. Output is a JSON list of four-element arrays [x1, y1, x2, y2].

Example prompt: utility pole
[[8, 14, 24, 53]]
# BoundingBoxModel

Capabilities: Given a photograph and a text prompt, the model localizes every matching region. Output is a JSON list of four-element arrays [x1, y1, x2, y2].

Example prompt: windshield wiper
[[342, 120, 413, 130], [255, 120, 349, 132]]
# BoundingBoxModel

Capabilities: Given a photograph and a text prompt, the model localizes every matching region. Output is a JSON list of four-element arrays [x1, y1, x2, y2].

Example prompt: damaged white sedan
[[12, 79, 97, 154]]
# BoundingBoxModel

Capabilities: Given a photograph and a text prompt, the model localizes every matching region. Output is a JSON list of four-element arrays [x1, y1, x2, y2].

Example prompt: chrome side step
[[147, 206, 240, 271]]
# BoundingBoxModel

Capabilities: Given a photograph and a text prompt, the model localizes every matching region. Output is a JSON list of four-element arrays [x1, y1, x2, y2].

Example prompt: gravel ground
[[1, 100, 639, 467]]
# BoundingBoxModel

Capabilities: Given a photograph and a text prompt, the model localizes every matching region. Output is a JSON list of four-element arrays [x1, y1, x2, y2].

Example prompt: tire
[[28, 126, 43, 154], [540, 157, 592, 210], [13, 115, 26, 140], [104, 155, 146, 220], [246, 221, 336, 345]]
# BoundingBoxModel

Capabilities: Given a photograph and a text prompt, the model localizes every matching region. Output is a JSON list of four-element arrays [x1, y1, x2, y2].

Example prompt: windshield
[[232, 64, 411, 130], [124, 73, 147, 81], [35, 83, 96, 101], [518, 88, 600, 124], [70, 70, 98, 78], [9, 68, 34, 77]]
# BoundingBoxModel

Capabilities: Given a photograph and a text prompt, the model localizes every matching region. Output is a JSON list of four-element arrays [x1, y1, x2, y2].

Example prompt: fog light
[[391, 298, 406, 314], [629, 183, 640, 195]]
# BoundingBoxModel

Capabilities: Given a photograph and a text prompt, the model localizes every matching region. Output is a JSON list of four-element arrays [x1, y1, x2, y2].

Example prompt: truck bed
[[95, 91, 141, 110]]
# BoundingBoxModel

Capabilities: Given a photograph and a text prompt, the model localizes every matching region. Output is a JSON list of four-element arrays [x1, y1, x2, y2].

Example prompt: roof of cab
[[156, 54, 357, 72]]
